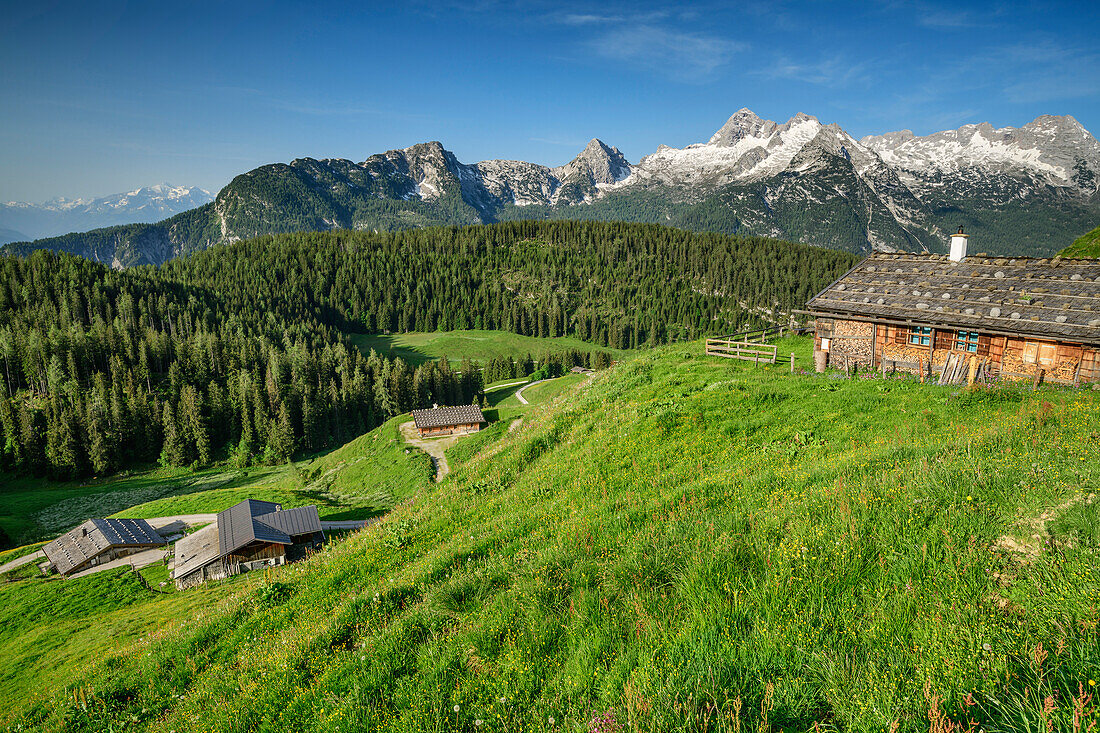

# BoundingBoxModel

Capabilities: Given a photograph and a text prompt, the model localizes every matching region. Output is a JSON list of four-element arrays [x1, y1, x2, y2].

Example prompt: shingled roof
[[411, 404, 486, 430], [806, 253, 1100, 344], [43, 518, 165, 576]]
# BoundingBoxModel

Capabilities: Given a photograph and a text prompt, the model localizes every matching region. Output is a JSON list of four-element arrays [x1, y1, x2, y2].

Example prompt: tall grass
[[5, 338, 1100, 731]]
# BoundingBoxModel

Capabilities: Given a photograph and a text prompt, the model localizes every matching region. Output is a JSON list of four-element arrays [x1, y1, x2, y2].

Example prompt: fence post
[[919, 357, 924, 383], [1032, 368, 1045, 391], [790, 353, 795, 373]]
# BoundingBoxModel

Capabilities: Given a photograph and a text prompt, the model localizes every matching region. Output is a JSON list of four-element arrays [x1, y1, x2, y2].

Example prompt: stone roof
[[806, 253, 1100, 343], [411, 404, 486, 430], [43, 518, 165, 576], [171, 523, 219, 580]]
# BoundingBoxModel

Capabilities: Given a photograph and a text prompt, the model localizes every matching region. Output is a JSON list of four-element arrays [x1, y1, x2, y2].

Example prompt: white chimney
[[949, 226, 969, 262]]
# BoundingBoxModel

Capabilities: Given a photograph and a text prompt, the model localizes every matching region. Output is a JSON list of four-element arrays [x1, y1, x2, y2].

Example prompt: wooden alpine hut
[[804, 229, 1100, 385], [410, 404, 486, 437]]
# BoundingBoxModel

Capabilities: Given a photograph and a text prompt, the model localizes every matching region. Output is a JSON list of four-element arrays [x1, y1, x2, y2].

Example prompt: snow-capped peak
[[861, 115, 1100, 189]]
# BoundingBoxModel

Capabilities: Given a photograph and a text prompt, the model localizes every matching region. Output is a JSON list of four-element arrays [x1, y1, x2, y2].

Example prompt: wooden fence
[[704, 325, 810, 364], [705, 338, 778, 363]]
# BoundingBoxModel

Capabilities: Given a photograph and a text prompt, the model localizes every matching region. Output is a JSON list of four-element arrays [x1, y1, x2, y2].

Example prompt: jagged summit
[[554, 138, 632, 187], [9, 110, 1100, 265], [708, 108, 773, 147]]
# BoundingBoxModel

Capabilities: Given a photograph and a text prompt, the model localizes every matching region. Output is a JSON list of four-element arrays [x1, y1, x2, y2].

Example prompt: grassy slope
[[1, 417, 433, 546], [1057, 224, 1100, 257], [9, 339, 1100, 731], [0, 565, 233, 717], [347, 329, 626, 367]]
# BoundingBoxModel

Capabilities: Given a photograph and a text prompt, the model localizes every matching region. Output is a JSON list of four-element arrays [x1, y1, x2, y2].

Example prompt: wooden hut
[[410, 404, 486, 437], [805, 232, 1100, 385], [172, 499, 323, 589]]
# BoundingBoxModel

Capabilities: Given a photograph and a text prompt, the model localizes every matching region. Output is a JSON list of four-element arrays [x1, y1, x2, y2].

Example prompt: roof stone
[[808, 253, 1100, 343], [410, 404, 486, 430]]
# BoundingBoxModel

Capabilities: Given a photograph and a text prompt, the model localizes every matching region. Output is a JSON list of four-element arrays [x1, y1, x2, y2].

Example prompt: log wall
[[817, 318, 1100, 385]]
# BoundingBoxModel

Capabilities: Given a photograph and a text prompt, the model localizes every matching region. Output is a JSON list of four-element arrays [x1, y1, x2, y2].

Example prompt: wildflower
[[1091, 680, 1096, 687], [549, 716, 555, 725], [454, 705, 461, 712], [475, 720, 483, 727]]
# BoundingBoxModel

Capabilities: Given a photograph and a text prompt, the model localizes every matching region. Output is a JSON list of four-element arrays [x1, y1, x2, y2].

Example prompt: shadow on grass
[[348, 334, 435, 367]]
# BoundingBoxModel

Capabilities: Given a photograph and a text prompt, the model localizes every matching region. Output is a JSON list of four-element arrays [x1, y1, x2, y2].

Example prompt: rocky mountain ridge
[[8, 111, 1099, 265]]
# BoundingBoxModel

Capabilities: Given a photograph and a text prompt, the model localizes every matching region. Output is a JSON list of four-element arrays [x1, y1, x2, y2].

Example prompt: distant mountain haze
[[6, 111, 1099, 266], [0, 184, 213, 240]]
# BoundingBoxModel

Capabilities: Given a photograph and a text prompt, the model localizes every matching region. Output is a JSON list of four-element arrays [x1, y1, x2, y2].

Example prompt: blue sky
[[2, 0, 1098, 202]]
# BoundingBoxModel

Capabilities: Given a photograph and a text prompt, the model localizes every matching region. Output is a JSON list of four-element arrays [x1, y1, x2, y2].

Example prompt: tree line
[[0, 220, 854, 480]]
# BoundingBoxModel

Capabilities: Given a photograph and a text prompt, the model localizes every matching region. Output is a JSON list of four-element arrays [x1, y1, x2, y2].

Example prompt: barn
[[805, 230, 1100, 385], [171, 499, 324, 590], [43, 518, 166, 577], [410, 404, 486, 437]]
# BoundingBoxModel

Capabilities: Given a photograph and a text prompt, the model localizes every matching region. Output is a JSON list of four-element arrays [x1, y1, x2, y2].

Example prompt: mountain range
[[0, 184, 212, 243], [6, 111, 1099, 266]]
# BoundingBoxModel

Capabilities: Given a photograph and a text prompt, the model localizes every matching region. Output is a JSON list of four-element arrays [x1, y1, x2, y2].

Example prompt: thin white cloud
[[968, 40, 1100, 104], [755, 55, 870, 88], [917, 9, 979, 28], [590, 24, 745, 82], [559, 13, 624, 25]]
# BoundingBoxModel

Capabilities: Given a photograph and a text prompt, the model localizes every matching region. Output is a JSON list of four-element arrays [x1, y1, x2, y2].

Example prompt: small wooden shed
[[805, 251, 1100, 385], [410, 404, 486, 437]]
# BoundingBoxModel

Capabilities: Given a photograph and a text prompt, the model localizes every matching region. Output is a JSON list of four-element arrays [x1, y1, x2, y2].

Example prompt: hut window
[[908, 326, 932, 346], [954, 331, 980, 353], [1022, 341, 1056, 367]]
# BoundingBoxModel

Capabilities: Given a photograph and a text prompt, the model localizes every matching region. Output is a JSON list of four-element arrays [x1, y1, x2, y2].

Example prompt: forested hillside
[[0, 221, 855, 483]]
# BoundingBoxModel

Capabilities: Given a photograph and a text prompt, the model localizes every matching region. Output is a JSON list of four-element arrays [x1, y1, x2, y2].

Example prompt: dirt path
[[485, 380, 528, 392], [68, 547, 169, 579], [321, 519, 378, 530], [0, 550, 45, 576], [513, 379, 546, 405], [145, 514, 216, 535], [399, 421, 470, 482]]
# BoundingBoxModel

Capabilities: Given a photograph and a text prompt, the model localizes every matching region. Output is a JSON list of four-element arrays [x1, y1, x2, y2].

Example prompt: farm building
[[805, 229, 1100, 385], [171, 499, 324, 590], [410, 404, 486, 437], [43, 518, 166, 576]]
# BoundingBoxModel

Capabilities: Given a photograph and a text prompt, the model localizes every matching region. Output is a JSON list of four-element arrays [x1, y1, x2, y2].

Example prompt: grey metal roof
[[217, 499, 290, 557], [215, 499, 323, 557], [806, 253, 1100, 343], [44, 518, 165, 576], [411, 404, 486, 430], [255, 506, 322, 537]]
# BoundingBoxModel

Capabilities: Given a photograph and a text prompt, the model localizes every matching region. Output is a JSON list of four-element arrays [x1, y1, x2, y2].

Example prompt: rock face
[[8, 111, 1100, 265]]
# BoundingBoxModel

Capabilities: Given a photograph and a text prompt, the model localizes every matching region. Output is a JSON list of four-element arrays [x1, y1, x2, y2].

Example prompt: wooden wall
[[418, 423, 482, 437], [827, 321, 1095, 385]]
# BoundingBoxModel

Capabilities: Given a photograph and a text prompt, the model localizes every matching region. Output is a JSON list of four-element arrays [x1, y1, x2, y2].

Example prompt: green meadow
[[347, 329, 626, 367], [3, 336, 1098, 730]]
